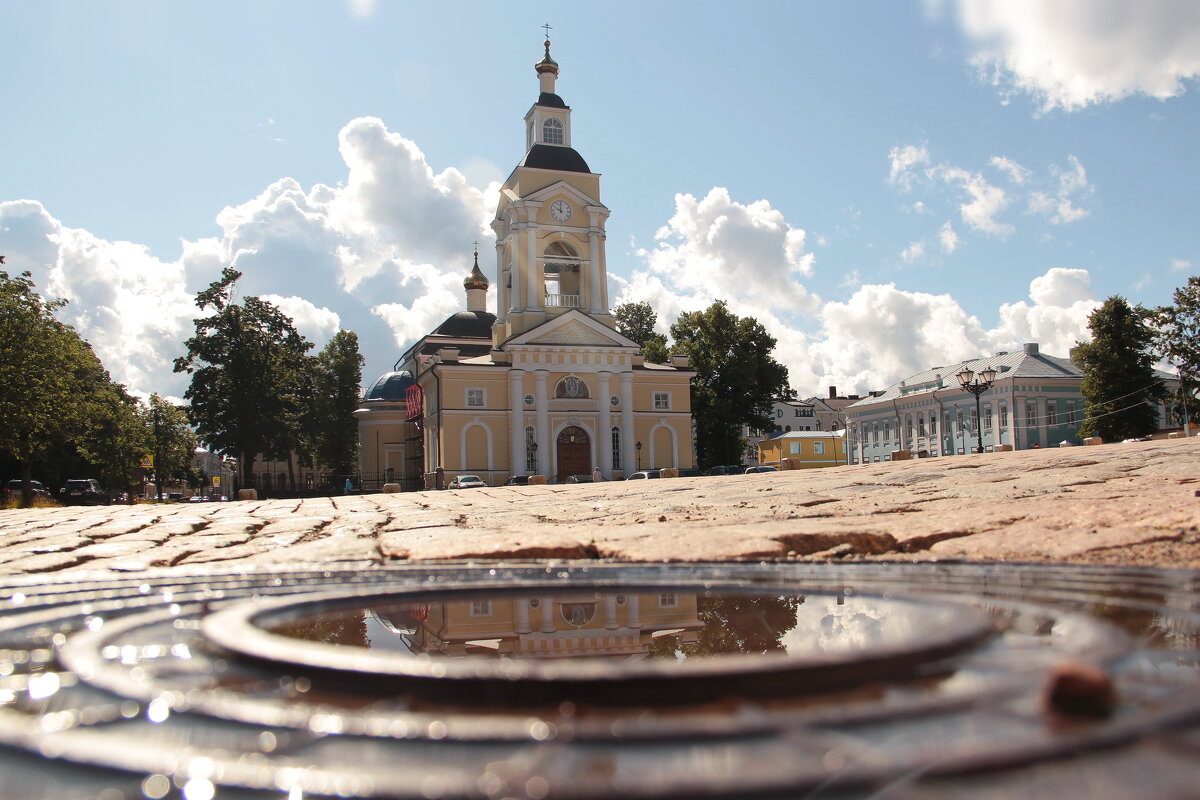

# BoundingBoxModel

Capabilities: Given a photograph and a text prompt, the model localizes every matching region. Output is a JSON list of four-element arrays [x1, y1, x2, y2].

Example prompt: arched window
[[543, 242, 580, 307], [554, 376, 589, 399], [543, 117, 564, 144]]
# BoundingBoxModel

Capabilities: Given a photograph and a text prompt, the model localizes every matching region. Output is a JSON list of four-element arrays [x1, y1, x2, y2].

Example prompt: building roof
[[768, 430, 846, 439], [520, 144, 591, 173], [363, 370, 415, 402], [845, 345, 1084, 409], [537, 91, 567, 109], [432, 310, 496, 339]]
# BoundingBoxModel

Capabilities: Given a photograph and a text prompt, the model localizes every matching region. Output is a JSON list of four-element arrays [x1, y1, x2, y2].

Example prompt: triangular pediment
[[505, 310, 637, 348], [523, 180, 604, 211]]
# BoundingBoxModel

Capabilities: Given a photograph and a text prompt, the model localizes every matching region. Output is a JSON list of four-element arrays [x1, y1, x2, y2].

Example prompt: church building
[[356, 38, 695, 486]]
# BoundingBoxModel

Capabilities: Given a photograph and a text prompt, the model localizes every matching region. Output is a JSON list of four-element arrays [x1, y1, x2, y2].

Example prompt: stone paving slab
[[1, 438, 1198, 576]]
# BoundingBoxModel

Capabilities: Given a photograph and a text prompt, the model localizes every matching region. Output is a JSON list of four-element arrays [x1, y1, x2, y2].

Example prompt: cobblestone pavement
[[2, 438, 1198, 576]]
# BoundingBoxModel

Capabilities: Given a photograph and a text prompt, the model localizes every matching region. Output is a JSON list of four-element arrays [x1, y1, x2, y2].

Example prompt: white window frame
[[470, 599, 492, 617], [813, 441, 825, 455], [543, 117, 564, 144], [659, 593, 677, 608], [653, 391, 671, 410], [466, 388, 485, 408]]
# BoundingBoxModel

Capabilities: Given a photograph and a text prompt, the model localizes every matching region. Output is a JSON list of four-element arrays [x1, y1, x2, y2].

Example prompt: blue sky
[[3, 1, 1198, 399]]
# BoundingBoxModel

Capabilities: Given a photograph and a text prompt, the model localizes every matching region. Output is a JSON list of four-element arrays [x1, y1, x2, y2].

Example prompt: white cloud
[[634, 188, 818, 312], [938, 221, 959, 253], [956, 0, 1200, 111], [1, 117, 495, 398], [935, 165, 1013, 236], [901, 241, 926, 263], [347, 0, 377, 18], [1027, 155, 1091, 224], [992, 267, 1100, 357], [990, 155, 1031, 184], [1172, 258, 1194, 272], [889, 144, 931, 190]]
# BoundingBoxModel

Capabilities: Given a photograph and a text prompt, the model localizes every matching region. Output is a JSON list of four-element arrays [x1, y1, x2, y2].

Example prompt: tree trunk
[[19, 459, 34, 509]]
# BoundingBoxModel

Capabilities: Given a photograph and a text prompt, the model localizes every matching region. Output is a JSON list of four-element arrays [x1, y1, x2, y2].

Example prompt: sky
[[3, 1, 1199, 402]]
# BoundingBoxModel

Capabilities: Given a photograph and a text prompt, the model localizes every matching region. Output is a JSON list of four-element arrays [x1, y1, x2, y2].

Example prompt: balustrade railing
[[545, 293, 581, 308]]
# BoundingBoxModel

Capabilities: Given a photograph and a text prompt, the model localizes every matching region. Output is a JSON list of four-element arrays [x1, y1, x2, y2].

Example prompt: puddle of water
[[266, 589, 982, 665]]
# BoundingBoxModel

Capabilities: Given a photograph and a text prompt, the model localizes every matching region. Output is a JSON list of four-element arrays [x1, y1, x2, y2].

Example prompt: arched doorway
[[556, 426, 590, 483]]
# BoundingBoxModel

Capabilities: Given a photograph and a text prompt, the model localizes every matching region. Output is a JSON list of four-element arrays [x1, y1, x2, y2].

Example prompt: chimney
[[1023, 342, 1039, 355], [828, 386, 837, 399]]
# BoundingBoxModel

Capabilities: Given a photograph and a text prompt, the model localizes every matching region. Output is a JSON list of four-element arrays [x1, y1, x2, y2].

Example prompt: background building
[[843, 342, 1178, 464], [357, 39, 695, 486], [758, 430, 847, 470]]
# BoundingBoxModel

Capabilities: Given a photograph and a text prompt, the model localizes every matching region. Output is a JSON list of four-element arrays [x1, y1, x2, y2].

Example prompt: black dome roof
[[364, 370, 414, 402], [433, 310, 496, 339], [520, 144, 590, 173], [537, 92, 567, 108]]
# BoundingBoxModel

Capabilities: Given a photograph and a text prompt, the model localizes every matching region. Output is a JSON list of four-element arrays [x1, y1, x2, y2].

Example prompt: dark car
[[677, 468, 703, 478], [4, 479, 52, 501], [59, 478, 106, 505], [504, 475, 531, 486], [705, 465, 744, 476]]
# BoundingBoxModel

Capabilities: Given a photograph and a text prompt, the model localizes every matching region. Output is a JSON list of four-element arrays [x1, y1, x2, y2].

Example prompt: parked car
[[504, 475, 531, 486], [564, 474, 593, 484], [705, 465, 744, 476], [59, 478, 107, 505], [448, 475, 487, 489], [4, 479, 51, 500], [745, 465, 779, 474], [626, 470, 661, 480], [677, 468, 703, 478]]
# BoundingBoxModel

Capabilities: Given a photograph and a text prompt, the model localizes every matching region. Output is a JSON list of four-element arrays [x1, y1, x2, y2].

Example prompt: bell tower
[[492, 34, 614, 347]]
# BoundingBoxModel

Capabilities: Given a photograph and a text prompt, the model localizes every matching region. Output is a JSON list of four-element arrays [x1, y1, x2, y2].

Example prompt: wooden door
[[556, 426, 590, 483]]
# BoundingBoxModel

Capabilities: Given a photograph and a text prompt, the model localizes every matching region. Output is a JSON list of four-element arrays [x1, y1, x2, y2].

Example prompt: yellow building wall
[[760, 437, 847, 469]]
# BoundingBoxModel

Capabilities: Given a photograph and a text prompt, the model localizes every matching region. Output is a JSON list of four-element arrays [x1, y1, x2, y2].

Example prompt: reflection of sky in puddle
[[270, 591, 967, 663]]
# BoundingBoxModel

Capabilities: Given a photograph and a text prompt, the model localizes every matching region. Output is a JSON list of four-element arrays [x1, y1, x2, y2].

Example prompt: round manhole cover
[[2, 562, 1199, 798]]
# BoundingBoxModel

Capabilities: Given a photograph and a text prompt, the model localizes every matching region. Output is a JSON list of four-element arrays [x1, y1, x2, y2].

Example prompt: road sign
[[212, 476, 221, 487], [139, 455, 154, 468]]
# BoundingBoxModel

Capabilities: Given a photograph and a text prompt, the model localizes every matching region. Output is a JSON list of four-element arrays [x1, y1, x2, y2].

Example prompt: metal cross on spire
[[541, 22, 552, 41]]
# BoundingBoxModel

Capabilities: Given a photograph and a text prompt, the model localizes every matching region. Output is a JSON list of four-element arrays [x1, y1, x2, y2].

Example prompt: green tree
[[308, 330, 364, 476], [1074, 296, 1165, 441], [614, 301, 670, 364], [670, 301, 791, 468], [0, 270, 100, 506], [148, 394, 198, 494], [174, 268, 313, 487], [77, 385, 152, 504], [1151, 275, 1200, 431]]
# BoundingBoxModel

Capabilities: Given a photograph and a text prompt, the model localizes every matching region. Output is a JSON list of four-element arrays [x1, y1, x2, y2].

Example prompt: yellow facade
[[759, 434, 848, 470], [357, 40, 695, 486]]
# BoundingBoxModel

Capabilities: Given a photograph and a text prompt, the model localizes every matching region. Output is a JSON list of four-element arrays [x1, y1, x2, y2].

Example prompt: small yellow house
[[759, 430, 847, 470]]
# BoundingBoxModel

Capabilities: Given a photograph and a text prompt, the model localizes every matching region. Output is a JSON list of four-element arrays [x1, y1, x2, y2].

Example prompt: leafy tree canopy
[[0, 270, 108, 505], [174, 268, 313, 484], [308, 330, 364, 476], [1150, 275, 1200, 428], [670, 301, 791, 468], [1074, 296, 1165, 441], [614, 301, 670, 364]]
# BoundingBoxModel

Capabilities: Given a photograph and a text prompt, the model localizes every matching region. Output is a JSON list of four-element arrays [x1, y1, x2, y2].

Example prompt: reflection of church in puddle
[[369, 592, 704, 660], [355, 37, 695, 486]]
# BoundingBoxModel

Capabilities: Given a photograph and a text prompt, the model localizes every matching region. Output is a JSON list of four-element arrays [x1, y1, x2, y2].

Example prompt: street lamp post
[[957, 366, 998, 455], [635, 441, 643, 470]]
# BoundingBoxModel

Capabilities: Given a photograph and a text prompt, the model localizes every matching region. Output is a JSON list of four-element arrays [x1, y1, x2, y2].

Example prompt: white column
[[539, 595, 556, 633], [525, 212, 540, 312], [626, 594, 641, 630], [620, 371, 635, 473], [509, 369, 526, 475], [514, 598, 531, 634], [535, 370, 550, 477], [588, 228, 603, 314], [495, 240, 508, 317], [603, 595, 618, 629], [597, 371, 612, 479]]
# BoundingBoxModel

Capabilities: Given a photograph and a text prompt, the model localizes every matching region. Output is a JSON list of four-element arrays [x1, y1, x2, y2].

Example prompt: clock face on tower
[[550, 200, 572, 223]]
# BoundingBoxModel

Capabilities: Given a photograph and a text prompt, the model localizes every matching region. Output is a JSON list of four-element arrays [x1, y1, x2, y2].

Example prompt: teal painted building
[[843, 343, 1175, 464]]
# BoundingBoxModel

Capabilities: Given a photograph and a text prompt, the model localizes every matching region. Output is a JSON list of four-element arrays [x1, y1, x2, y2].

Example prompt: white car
[[449, 475, 486, 489]]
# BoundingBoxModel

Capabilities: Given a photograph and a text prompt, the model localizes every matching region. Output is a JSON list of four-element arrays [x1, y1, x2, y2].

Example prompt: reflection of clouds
[[779, 598, 933, 655]]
